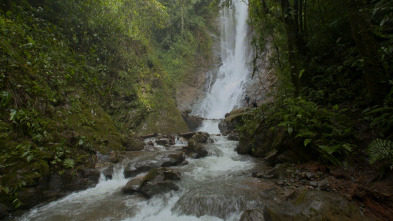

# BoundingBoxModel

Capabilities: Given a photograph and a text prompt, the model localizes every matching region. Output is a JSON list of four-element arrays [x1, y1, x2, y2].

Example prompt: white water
[[195, 0, 252, 120], [19, 136, 259, 221]]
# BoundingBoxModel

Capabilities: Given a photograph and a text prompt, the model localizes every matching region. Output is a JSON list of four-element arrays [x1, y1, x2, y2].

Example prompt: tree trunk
[[346, 0, 388, 104], [281, 0, 300, 95]]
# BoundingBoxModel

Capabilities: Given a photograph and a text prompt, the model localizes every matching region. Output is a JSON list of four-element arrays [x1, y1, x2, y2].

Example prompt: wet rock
[[227, 131, 239, 141], [102, 165, 114, 180], [161, 152, 185, 167], [155, 135, 175, 146], [163, 170, 181, 181], [122, 168, 180, 197], [183, 139, 208, 159], [240, 208, 265, 221], [181, 110, 204, 131], [191, 132, 210, 143], [219, 108, 251, 135], [156, 138, 170, 146], [139, 168, 180, 197], [123, 151, 185, 178], [121, 176, 144, 195], [124, 165, 152, 178], [263, 190, 365, 221], [173, 177, 271, 219], [179, 132, 197, 139], [140, 133, 158, 139], [237, 137, 251, 154], [122, 137, 145, 151], [0, 204, 8, 219]]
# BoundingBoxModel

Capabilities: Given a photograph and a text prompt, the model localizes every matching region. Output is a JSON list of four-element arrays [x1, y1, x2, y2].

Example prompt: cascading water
[[16, 1, 263, 221], [195, 0, 252, 120]]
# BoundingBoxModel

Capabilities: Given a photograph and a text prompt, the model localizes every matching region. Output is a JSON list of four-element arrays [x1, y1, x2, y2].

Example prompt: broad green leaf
[[304, 139, 312, 147]]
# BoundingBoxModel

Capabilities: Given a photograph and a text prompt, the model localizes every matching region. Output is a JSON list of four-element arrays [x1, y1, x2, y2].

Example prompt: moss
[[142, 168, 159, 184]]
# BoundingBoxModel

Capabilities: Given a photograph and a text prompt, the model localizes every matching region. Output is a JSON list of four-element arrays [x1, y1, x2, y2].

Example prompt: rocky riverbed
[[9, 129, 383, 221]]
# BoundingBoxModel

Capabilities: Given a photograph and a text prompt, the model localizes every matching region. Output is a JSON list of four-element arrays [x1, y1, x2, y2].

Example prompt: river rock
[[139, 168, 180, 197], [181, 110, 204, 131], [155, 135, 175, 146], [219, 108, 251, 135], [227, 131, 239, 141], [237, 137, 251, 154], [122, 168, 180, 197], [183, 139, 208, 159], [102, 165, 114, 180], [239, 208, 265, 221], [191, 132, 210, 143], [122, 136, 145, 151], [121, 176, 144, 195], [123, 151, 185, 178], [263, 190, 365, 221], [179, 132, 197, 139]]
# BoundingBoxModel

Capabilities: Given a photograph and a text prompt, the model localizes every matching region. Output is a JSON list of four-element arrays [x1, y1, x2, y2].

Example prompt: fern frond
[[368, 139, 393, 167]]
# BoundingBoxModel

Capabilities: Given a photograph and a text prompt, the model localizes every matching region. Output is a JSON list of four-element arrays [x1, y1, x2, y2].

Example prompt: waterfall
[[195, 0, 252, 120]]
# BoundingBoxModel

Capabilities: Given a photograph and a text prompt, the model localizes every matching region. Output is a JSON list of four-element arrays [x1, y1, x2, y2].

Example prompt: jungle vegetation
[[238, 0, 393, 172], [0, 0, 217, 209]]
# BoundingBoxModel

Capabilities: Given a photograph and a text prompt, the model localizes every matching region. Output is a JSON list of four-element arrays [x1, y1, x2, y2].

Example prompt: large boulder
[[237, 137, 251, 154], [181, 110, 204, 131], [122, 168, 180, 198], [123, 151, 185, 178], [183, 139, 208, 159], [121, 176, 145, 195], [121, 136, 145, 151], [191, 132, 210, 143], [241, 125, 311, 165], [219, 108, 251, 135]]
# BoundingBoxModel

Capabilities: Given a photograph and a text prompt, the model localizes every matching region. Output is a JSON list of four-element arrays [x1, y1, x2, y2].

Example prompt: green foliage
[[368, 139, 393, 170], [153, 0, 216, 84], [364, 105, 393, 139], [239, 97, 354, 165]]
